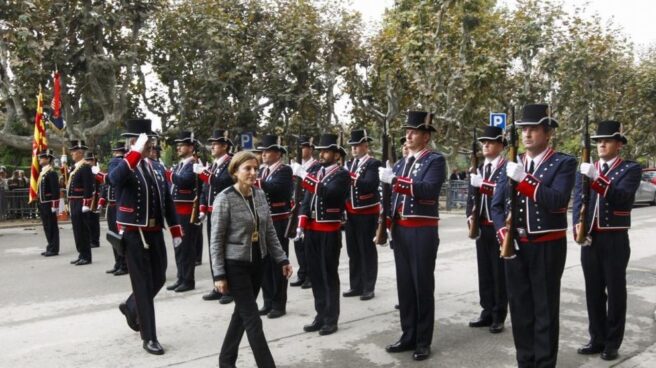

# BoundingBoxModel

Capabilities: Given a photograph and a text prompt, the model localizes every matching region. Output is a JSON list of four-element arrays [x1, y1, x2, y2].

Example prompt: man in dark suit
[[292, 133, 350, 336], [379, 111, 446, 361], [343, 129, 381, 301], [37, 149, 60, 257], [195, 129, 234, 304], [63, 140, 95, 265], [109, 119, 182, 355], [491, 104, 577, 368], [466, 126, 508, 333], [573, 120, 641, 361], [255, 134, 293, 318]]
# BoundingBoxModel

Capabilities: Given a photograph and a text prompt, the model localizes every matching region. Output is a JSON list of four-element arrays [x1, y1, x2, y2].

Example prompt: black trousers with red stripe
[[505, 238, 567, 368], [261, 219, 289, 311], [581, 230, 630, 350], [344, 213, 378, 294]]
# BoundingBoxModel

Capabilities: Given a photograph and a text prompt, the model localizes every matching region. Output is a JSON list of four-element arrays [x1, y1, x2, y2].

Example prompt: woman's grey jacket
[[210, 186, 289, 280]]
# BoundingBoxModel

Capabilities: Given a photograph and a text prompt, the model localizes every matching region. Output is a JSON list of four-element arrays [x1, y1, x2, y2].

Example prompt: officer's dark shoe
[[106, 267, 119, 274], [468, 316, 493, 328], [318, 324, 338, 336], [259, 306, 272, 316], [143, 340, 164, 355], [360, 291, 375, 301], [113, 268, 128, 276], [41, 251, 47, 256], [290, 278, 304, 287], [166, 281, 181, 291], [601, 348, 619, 361], [43, 251, 58, 257], [219, 295, 234, 304], [91, 244, 100, 248], [195, 260, 201, 266], [412, 347, 431, 361], [119, 303, 140, 332], [301, 280, 312, 289], [394, 304, 400, 310], [75, 259, 91, 266], [70, 258, 81, 265], [342, 289, 362, 297], [303, 320, 322, 332], [385, 340, 415, 353], [202, 289, 221, 301], [489, 322, 504, 334], [577, 342, 604, 355], [267, 309, 286, 319], [174, 283, 195, 292]]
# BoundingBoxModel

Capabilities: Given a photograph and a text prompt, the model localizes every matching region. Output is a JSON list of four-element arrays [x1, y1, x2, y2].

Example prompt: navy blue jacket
[[346, 156, 381, 211], [200, 155, 233, 213], [38, 167, 60, 206], [491, 149, 577, 236], [572, 158, 641, 233], [67, 162, 94, 206], [390, 150, 446, 220], [171, 158, 197, 203], [258, 162, 293, 217], [299, 164, 350, 225], [466, 158, 507, 222]]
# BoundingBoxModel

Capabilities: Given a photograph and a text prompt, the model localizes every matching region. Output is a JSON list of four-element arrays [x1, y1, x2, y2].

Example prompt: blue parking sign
[[489, 113, 507, 130], [241, 132, 254, 150]]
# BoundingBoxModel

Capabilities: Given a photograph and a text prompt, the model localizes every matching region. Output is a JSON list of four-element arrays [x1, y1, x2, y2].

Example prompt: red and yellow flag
[[29, 89, 48, 203]]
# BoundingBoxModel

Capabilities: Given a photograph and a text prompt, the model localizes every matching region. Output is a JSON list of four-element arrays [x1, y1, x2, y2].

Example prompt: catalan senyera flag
[[29, 90, 48, 203]]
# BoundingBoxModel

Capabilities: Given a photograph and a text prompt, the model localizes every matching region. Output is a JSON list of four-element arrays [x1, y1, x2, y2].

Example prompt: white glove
[[131, 133, 149, 153], [82, 206, 90, 213], [291, 163, 307, 179], [470, 173, 483, 188], [97, 204, 104, 211], [292, 227, 304, 242], [173, 237, 183, 248], [193, 163, 205, 174], [506, 162, 527, 182], [51, 207, 58, 213], [580, 162, 598, 180], [91, 164, 100, 175], [378, 161, 395, 184], [60, 155, 68, 165], [198, 212, 206, 222]]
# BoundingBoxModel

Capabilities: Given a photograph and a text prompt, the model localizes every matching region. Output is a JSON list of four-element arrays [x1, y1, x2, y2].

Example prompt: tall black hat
[[298, 135, 315, 148], [174, 131, 198, 145], [84, 151, 96, 161], [68, 139, 88, 150], [121, 119, 158, 137], [315, 133, 344, 152], [348, 129, 374, 145], [516, 104, 558, 128], [402, 111, 436, 132], [111, 142, 127, 152], [38, 149, 55, 159], [256, 134, 287, 154], [208, 129, 234, 146], [478, 126, 507, 146], [591, 120, 627, 144]]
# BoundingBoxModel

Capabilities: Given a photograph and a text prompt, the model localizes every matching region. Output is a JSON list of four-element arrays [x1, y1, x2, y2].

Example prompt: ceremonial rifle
[[468, 127, 481, 239], [575, 113, 592, 246], [285, 130, 304, 238], [374, 118, 396, 246], [500, 107, 517, 259]]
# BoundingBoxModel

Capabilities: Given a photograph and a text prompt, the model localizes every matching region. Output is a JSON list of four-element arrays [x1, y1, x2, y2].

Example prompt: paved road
[[0, 207, 655, 367]]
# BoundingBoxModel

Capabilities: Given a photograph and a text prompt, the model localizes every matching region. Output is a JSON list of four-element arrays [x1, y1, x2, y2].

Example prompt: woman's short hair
[[228, 151, 258, 180]]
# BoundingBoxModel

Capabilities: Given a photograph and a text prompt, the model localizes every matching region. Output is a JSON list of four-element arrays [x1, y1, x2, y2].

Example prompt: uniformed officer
[[466, 126, 508, 333], [379, 111, 446, 361], [292, 133, 350, 336], [491, 103, 577, 368], [62, 140, 95, 265], [149, 143, 167, 178], [109, 119, 183, 355], [573, 120, 641, 361], [343, 129, 381, 301], [85, 151, 101, 249], [165, 131, 200, 292], [37, 149, 60, 257], [289, 135, 320, 289], [97, 142, 129, 275], [254, 134, 293, 319], [194, 129, 235, 304]]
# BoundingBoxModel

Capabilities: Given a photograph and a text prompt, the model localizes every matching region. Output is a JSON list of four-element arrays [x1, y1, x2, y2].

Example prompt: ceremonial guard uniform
[[66, 140, 95, 265], [166, 131, 200, 292], [343, 129, 381, 300], [197, 129, 234, 303], [572, 121, 641, 361], [97, 143, 128, 275], [109, 119, 182, 355], [84, 151, 101, 248], [466, 126, 508, 332], [491, 104, 577, 368], [255, 135, 293, 318], [290, 135, 321, 289], [294, 134, 350, 335], [381, 111, 446, 361], [37, 149, 60, 256]]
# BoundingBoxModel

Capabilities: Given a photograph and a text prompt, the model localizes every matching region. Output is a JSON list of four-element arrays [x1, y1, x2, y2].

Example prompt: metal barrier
[[0, 188, 38, 220], [444, 180, 469, 211]]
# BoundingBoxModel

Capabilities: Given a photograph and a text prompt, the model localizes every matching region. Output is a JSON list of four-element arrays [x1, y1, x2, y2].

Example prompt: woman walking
[[210, 151, 293, 368]]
